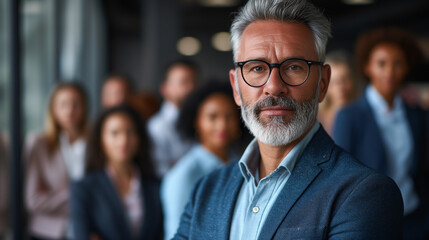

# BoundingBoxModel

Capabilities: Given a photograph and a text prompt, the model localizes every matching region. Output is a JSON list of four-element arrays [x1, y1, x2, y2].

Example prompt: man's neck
[[257, 122, 315, 179]]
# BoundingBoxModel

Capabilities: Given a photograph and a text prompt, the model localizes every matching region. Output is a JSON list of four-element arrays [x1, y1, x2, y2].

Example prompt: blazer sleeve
[[328, 173, 404, 240], [24, 136, 69, 214], [332, 109, 354, 152], [71, 180, 91, 240]]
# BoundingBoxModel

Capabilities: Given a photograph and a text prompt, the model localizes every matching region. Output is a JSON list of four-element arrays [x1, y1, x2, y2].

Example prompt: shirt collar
[[239, 122, 320, 182], [366, 85, 404, 115], [161, 101, 179, 120], [59, 132, 85, 149]]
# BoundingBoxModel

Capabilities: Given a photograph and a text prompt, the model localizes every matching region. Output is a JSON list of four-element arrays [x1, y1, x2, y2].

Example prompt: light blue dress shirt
[[366, 85, 419, 214], [161, 144, 238, 240], [230, 122, 320, 240]]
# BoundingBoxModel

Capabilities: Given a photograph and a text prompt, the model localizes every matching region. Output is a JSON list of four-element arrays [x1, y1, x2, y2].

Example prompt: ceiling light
[[342, 0, 374, 4], [177, 37, 201, 56], [198, 0, 240, 7], [211, 32, 232, 52]]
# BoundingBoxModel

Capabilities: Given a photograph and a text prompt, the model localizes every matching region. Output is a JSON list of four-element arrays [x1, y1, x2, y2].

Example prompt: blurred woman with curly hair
[[333, 28, 429, 239]]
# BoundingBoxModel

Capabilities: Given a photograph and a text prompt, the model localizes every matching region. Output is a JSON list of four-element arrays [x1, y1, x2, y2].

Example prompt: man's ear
[[318, 64, 331, 103], [229, 69, 242, 106]]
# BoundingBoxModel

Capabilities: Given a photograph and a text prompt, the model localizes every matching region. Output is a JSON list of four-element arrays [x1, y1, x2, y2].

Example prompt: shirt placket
[[241, 172, 281, 240]]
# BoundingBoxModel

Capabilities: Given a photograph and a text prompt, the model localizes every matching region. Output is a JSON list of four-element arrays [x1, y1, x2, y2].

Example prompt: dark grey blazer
[[174, 128, 404, 240], [71, 170, 163, 240]]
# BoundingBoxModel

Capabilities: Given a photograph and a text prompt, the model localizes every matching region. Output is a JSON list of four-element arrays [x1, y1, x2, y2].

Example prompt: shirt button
[[252, 206, 260, 213]]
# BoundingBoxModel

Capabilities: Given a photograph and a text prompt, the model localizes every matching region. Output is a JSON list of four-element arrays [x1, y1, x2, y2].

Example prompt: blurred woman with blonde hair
[[25, 82, 88, 240], [318, 50, 360, 136]]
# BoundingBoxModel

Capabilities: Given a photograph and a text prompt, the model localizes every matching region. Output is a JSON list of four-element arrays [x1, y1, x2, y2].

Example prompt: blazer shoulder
[[330, 144, 373, 172], [202, 162, 239, 183], [75, 170, 106, 188], [190, 162, 240, 196], [327, 145, 403, 212], [337, 96, 368, 118], [330, 144, 401, 190], [24, 132, 47, 154]]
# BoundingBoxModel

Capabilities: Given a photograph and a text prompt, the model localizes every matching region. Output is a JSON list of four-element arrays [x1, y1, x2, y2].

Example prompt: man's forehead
[[238, 20, 317, 60]]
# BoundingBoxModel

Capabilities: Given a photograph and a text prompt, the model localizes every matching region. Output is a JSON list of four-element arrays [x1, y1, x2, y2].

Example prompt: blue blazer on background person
[[173, 128, 404, 240], [333, 95, 429, 204], [71, 170, 163, 240], [333, 94, 429, 236]]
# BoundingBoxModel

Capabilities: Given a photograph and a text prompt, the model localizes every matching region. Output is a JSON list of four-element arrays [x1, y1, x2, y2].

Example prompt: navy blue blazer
[[71, 170, 163, 240], [333, 95, 429, 207], [173, 128, 404, 240]]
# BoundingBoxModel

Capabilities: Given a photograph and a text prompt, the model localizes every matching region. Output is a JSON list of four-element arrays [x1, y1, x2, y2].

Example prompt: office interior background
[[1, 0, 429, 238]]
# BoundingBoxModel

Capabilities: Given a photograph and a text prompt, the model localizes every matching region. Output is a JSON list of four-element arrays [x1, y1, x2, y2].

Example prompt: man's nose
[[263, 68, 288, 97]]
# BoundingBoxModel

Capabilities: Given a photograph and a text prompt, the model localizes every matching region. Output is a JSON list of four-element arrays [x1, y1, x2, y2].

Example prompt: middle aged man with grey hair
[[173, 0, 404, 239]]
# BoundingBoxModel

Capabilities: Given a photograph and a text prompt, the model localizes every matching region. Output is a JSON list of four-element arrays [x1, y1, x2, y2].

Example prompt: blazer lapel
[[361, 96, 389, 174], [139, 180, 161, 239], [217, 165, 244, 239], [258, 128, 333, 239], [52, 150, 69, 185], [97, 171, 133, 240], [405, 106, 420, 175]]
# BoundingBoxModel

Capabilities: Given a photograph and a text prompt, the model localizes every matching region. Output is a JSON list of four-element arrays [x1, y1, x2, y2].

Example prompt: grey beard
[[241, 95, 319, 146]]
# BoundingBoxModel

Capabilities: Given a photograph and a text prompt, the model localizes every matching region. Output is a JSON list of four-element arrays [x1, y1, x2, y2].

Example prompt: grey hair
[[230, 0, 331, 62]]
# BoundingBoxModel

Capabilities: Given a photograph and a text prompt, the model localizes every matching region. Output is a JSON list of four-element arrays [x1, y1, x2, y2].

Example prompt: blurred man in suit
[[101, 74, 133, 108], [147, 60, 198, 177]]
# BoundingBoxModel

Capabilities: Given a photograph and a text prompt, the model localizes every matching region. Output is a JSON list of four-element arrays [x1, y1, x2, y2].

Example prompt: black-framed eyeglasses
[[234, 58, 323, 87]]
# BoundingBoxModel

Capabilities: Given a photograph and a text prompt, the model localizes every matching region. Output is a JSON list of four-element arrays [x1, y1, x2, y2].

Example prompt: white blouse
[[59, 132, 86, 181]]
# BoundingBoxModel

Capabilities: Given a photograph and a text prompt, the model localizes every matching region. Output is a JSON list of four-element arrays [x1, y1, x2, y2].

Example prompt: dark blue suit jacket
[[333, 95, 429, 208], [173, 128, 404, 240], [71, 170, 163, 240]]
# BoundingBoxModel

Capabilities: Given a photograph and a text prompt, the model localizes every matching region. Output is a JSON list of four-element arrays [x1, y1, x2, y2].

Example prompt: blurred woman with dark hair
[[25, 83, 88, 240], [161, 82, 241, 240], [71, 105, 162, 240], [333, 28, 429, 239]]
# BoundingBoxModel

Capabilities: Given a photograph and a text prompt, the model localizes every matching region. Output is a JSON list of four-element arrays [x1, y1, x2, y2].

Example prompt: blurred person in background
[[72, 105, 163, 240], [333, 27, 429, 239], [25, 83, 88, 240], [161, 82, 241, 240], [102, 73, 161, 122], [147, 60, 198, 177], [318, 50, 360, 136], [101, 74, 133, 109]]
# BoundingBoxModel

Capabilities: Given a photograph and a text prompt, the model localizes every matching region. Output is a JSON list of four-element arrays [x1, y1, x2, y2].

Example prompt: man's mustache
[[253, 96, 300, 115]]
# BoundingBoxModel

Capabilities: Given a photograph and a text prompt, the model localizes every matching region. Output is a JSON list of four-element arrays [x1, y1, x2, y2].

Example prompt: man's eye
[[288, 65, 300, 71], [252, 66, 265, 72]]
